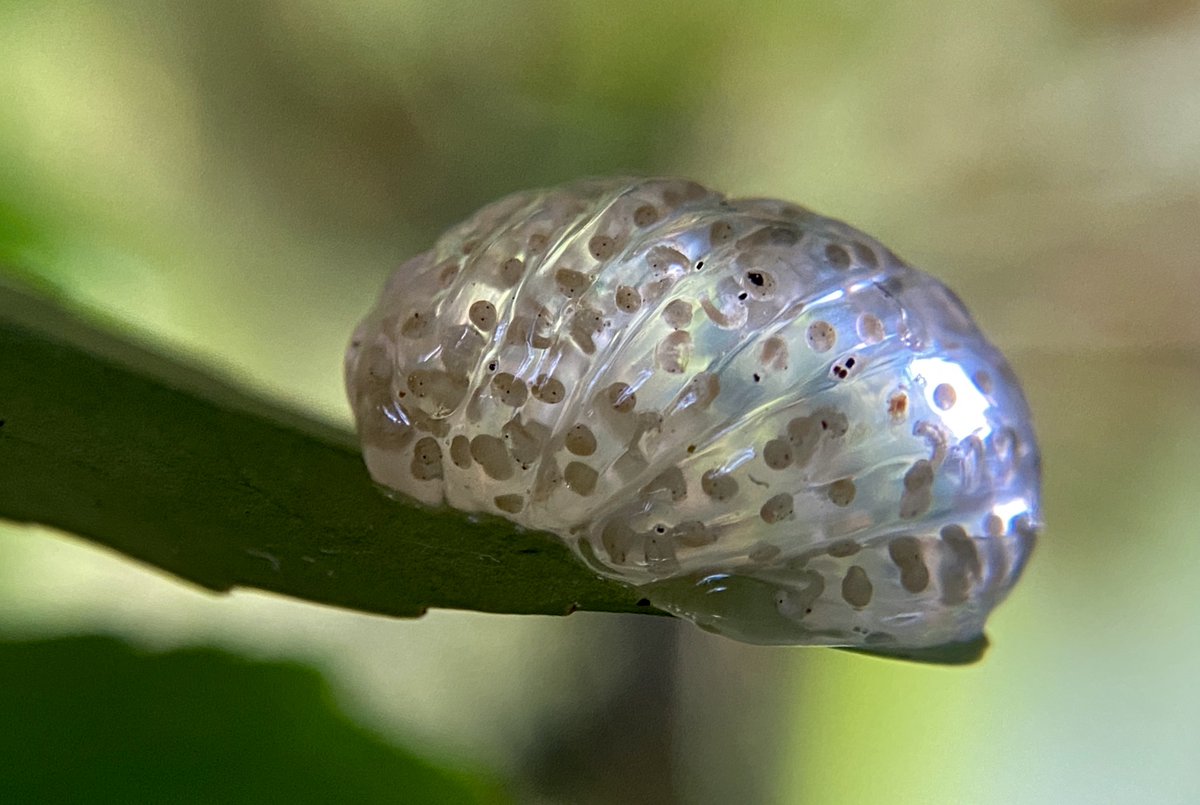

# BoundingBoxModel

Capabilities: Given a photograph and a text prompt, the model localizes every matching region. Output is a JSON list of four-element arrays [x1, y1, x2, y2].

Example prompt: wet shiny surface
[[346, 177, 1041, 648]]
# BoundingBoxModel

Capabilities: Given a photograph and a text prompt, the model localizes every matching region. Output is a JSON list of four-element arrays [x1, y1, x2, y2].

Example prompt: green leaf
[[0, 274, 651, 619], [0, 634, 510, 803]]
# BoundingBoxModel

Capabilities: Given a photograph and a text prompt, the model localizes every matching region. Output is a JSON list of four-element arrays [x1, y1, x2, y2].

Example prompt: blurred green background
[[1, 1, 1198, 802]]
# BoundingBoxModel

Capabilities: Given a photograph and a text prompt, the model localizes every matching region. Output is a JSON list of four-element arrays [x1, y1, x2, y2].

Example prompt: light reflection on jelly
[[911, 357, 993, 441]]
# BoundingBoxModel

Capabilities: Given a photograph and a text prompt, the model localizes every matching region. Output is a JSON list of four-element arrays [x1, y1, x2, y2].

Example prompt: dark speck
[[737, 292, 748, 301], [695, 260, 705, 270], [636, 598, 651, 607], [747, 272, 764, 286]]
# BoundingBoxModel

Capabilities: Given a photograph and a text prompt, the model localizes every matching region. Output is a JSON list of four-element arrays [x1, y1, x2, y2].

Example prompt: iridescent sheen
[[345, 178, 1042, 651]]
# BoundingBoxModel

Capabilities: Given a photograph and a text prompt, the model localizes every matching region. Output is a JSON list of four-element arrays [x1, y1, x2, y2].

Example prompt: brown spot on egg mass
[[939, 524, 982, 604], [588, 234, 618, 260], [841, 566, 873, 607], [662, 299, 693, 329], [645, 245, 689, 275], [555, 268, 590, 298], [900, 459, 935, 519], [806, 320, 836, 352], [736, 225, 800, 250], [933, 383, 957, 410], [852, 241, 879, 268], [532, 375, 565, 404], [888, 536, 930, 593], [763, 438, 793, 470], [643, 466, 687, 502], [499, 257, 524, 286], [701, 469, 739, 502], [672, 520, 715, 548], [615, 285, 641, 313], [410, 436, 443, 481], [749, 542, 782, 562], [760, 336, 788, 371], [470, 434, 514, 480], [565, 423, 597, 456], [606, 382, 637, 413], [503, 417, 545, 465], [760, 493, 793, 523], [449, 434, 472, 469], [570, 305, 605, 354], [400, 311, 432, 339], [656, 330, 693, 374], [407, 369, 468, 410], [494, 494, 524, 513], [633, 204, 660, 227], [827, 539, 860, 558], [469, 300, 497, 331], [437, 261, 460, 287], [492, 372, 529, 407], [827, 478, 856, 507], [564, 461, 599, 495], [857, 313, 885, 344], [710, 220, 735, 243], [825, 243, 852, 269]]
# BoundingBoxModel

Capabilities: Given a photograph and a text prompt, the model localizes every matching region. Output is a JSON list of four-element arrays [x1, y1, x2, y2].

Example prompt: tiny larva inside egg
[[345, 177, 1042, 656]]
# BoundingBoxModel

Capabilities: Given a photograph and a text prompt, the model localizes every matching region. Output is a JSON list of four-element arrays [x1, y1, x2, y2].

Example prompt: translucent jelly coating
[[345, 178, 1041, 649]]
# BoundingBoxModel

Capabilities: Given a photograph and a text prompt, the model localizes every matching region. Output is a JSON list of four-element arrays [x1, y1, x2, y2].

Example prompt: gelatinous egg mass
[[345, 177, 1041, 654]]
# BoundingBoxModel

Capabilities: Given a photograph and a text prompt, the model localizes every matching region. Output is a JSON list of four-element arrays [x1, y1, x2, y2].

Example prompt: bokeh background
[[2, 1, 1198, 802]]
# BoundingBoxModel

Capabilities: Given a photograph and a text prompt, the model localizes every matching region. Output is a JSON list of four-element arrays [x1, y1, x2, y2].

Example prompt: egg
[[345, 177, 1041, 652]]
